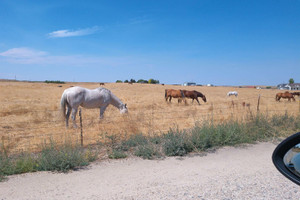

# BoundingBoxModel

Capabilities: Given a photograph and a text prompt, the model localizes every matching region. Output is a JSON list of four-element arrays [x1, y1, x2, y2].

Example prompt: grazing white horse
[[227, 91, 238, 97], [61, 86, 128, 128]]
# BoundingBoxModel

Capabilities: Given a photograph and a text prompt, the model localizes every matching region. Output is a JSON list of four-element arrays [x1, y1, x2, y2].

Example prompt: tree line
[[116, 78, 160, 84]]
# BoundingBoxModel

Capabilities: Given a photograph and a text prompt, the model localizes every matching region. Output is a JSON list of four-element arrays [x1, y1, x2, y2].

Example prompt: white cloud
[[0, 47, 139, 66], [0, 47, 47, 58], [47, 26, 100, 38], [0, 47, 48, 64]]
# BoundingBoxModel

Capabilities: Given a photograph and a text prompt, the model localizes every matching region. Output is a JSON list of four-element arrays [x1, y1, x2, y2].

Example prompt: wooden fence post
[[299, 96, 300, 114], [211, 102, 214, 123], [79, 108, 83, 147], [257, 94, 261, 112]]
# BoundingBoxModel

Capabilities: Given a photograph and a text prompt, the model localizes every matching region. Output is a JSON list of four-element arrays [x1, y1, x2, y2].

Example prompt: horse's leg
[[169, 96, 172, 102], [66, 105, 72, 127], [100, 105, 108, 119], [166, 95, 169, 102], [195, 98, 200, 105], [178, 98, 183, 104], [71, 108, 78, 128]]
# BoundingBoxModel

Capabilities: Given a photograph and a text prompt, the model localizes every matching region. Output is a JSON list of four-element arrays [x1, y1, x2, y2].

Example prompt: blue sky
[[0, 0, 299, 86]]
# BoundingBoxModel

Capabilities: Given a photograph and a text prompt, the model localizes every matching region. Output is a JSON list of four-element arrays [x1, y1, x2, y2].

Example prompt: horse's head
[[202, 95, 207, 102], [120, 103, 128, 114]]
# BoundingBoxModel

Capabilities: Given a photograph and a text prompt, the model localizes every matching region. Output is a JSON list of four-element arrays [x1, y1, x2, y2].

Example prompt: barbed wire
[[1, 108, 296, 133]]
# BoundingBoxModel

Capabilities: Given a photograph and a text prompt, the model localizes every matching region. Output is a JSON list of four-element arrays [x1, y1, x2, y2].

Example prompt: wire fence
[[1, 95, 300, 153]]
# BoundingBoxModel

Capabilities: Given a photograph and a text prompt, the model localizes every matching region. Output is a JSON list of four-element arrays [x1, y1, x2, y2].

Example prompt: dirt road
[[1, 142, 299, 200]]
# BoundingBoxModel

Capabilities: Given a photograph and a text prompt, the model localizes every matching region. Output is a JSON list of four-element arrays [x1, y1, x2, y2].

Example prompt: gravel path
[[1, 142, 299, 200]]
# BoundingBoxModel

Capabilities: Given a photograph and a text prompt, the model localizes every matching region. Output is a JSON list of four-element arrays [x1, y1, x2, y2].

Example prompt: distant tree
[[124, 80, 129, 83], [137, 79, 148, 83], [130, 79, 136, 83], [289, 78, 294, 84], [148, 79, 159, 84], [116, 80, 123, 83], [45, 80, 65, 84]]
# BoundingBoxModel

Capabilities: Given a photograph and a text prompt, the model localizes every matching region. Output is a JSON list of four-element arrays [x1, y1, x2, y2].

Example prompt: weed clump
[[0, 141, 97, 181]]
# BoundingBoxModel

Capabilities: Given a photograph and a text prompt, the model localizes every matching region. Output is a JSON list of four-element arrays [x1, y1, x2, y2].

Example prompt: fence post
[[211, 102, 214, 123], [257, 94, 261, 112], [79, 108, 83, 147], [299, 96, 300, 114]]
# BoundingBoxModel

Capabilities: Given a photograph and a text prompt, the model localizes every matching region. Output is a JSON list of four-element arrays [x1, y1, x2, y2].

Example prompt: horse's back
[[166, 89, 183, 98], [63, 86, 111, 108], [183, 90, 195, 98]]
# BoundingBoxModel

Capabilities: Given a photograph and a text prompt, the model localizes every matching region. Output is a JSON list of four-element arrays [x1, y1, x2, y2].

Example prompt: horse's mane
[[194, 90, 204, 97], [97, 87, 108, 92]]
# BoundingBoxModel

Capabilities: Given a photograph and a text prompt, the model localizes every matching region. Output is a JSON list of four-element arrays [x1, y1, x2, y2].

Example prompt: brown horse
[[276, 91, 295, 102], [292, 92, 300, 96], [165, 89, 185, 103], [181, 90, 207, 105]]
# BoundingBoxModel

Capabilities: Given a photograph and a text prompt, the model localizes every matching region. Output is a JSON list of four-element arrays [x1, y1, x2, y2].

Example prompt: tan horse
[[181, 90, 207, 105], [276, 91, 295, 102], [165, 89, 185, 103]]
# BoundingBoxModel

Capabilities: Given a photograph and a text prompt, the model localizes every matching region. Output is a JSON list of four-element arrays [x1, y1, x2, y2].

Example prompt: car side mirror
[[272, 132, 300, 185]]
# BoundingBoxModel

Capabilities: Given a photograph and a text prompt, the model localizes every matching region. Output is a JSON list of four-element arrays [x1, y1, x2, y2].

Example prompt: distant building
[[277, 83, 300, 90], [290, 83, 300, 90], [182, 82, 196, 86]]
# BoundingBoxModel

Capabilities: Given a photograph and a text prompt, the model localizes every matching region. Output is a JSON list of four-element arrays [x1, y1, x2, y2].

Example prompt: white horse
[[61, 86, 128, 128], [227, 91, 238, 97]]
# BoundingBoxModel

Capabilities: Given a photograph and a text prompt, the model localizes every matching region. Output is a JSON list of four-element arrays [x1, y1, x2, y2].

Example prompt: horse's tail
[[60, 92, 67, 119], [180, 90, 185, 98], [165, 89, 168, 101]]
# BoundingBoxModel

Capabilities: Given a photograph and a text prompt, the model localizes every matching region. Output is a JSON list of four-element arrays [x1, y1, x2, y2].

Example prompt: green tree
[[116, 80, 123, 83], [148, 79, 159, 84], [137, 79, 148, 83], [130, 79, 136, 83], [124, 80, 129, 83], [289, 78, 294, 84], [148, 79, 154, 84]]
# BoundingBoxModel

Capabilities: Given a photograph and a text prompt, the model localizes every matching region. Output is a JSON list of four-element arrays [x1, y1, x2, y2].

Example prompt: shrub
[[14, 154, 37, 174], [108, 149, 127, 159], [36, 142, 95, 172], [121, 133, 148, 150], [134, 144, 160, 159], [162, 129, 194, 156]]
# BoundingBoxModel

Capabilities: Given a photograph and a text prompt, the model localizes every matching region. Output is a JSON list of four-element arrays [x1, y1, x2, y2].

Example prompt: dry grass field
[[1, 81, 299, 153]]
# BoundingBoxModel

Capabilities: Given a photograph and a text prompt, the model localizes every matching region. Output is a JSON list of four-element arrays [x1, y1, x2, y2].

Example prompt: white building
[[182, 82, 196, 86]]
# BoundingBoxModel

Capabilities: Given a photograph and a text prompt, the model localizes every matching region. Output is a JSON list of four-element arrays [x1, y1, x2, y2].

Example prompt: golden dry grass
[[1, 81, 299, 153]]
